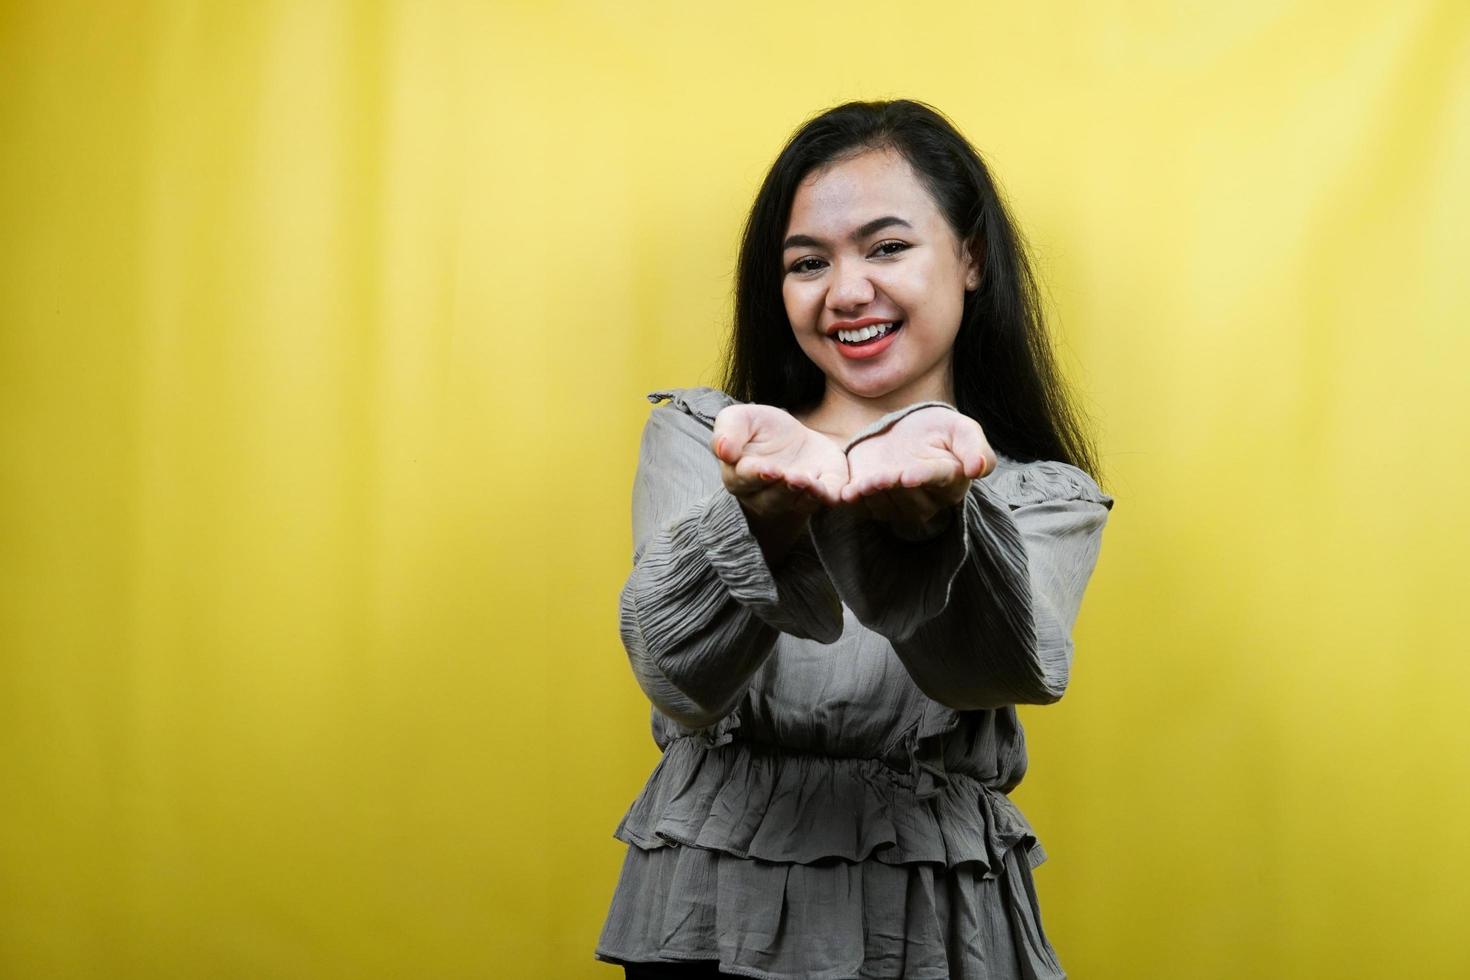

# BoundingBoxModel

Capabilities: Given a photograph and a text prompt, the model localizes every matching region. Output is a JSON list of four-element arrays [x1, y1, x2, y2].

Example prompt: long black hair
[[719, 98, 1105, 484]]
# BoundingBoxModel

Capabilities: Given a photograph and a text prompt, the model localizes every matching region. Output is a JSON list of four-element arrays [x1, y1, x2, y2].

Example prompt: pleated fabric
[[599, 831, 1063, 980], [597, 387, 1113, 980]]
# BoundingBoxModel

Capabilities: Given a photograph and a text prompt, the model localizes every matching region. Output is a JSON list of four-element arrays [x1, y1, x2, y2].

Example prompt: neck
[[801, 366, 956, 445]]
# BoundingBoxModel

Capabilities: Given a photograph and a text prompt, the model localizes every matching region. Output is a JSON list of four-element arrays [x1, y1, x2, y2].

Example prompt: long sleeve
[[808, 403, 1113, 709], [619, 400, 845, 730]]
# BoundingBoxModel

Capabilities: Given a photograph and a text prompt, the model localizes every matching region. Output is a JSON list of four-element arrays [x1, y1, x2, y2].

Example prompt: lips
[[825, 316, 897, 337], [831, 320, 903, 360], [835, 320, 900, 345]]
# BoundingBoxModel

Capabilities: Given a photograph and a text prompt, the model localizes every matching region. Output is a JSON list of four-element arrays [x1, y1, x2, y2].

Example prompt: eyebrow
[[782, 215, 913, 251]]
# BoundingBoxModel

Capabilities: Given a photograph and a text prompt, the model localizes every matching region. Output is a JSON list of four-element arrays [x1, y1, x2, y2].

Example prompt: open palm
[[839, 406, 996, 537], [712, 404, 849, 520]]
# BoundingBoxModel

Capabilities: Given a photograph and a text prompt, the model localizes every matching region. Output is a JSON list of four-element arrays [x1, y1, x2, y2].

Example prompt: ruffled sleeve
[[619, 389, 845, 731], [808, 403, 1113, 708]]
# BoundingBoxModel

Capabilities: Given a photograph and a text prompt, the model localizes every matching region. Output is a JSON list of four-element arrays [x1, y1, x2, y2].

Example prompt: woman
[[595, 99, 1113, 980]]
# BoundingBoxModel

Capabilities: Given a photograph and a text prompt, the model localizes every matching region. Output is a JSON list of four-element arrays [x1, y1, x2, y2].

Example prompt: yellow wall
[[3, 1, 1467, 977]]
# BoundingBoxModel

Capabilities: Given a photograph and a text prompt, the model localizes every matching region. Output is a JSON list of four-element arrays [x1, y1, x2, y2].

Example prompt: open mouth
[[835, 321, 903, 346]]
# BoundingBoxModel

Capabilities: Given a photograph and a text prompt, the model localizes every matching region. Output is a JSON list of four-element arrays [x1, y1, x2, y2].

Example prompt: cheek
[[913, 267, 964, 316], [781, 281, 813, 322]]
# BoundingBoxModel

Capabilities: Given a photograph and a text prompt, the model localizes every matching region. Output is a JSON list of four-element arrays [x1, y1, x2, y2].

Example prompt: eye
[[787, 257, 826, 275], [872, 240, 910, 257]]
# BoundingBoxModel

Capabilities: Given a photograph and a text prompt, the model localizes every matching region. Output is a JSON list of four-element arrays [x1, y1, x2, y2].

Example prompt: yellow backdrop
[[3, 1, 1468, 977]]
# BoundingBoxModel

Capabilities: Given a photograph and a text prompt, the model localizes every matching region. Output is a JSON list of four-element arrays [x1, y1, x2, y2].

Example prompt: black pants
[[622, 960, 735, 979]]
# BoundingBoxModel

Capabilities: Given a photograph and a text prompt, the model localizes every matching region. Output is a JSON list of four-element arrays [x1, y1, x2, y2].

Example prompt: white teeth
[[836, 322, 896, 344]]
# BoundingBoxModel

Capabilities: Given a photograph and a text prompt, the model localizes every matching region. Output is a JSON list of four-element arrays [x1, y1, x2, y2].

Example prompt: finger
[[711, 407, 756, 465], [796, 469, 840, 508], [720, 459, 755, 496], [726, 467, 774, 496], [898, 456, 960, 489], [724, 471, 769, 497], [916, 460, 972, 506], [841, 467, 900, 503], [738, 455, 784, 482], [832, 484, 875, 519], [840, 478, 877, 505], [725, 455, 782, 496], [826, 471, 855, 507], [948, 419, 992, 479], [812, 470, 847, 507], [783, 470, 812, 494]]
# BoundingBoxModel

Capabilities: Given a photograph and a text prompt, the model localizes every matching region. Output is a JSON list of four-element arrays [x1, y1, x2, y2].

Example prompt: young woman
[[595, 99, 1114, 980]]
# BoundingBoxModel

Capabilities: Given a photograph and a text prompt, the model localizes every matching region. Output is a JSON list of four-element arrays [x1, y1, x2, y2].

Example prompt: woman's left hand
[[838, 406, 997, 538]]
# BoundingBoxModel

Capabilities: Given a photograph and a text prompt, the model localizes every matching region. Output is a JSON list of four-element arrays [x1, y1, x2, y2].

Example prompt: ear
[[962, 237, 984, 292]]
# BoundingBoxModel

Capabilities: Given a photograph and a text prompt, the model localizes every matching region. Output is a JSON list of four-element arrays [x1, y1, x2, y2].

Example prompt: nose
[[825, 256, 875, 312]]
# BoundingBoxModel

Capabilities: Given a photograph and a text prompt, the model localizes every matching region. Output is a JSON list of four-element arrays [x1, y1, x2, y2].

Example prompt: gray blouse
[[596, 387, 1114, 980]]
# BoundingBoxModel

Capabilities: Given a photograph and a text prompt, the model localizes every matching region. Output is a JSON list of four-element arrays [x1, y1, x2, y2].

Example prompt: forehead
[[787, 147, 941, 230]]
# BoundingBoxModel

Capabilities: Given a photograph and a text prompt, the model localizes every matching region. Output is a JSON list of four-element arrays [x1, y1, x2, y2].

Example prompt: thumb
[[712, 407, 756, 464], [815, 460, 850, 505], [948, 419, 991, 479]]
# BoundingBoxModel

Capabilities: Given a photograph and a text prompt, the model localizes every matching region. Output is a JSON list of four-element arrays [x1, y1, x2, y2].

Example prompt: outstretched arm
[[619, 404, 844, 729], [809, 403, 1113, 708]]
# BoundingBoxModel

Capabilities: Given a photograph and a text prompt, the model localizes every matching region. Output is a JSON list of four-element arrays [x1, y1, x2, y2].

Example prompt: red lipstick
[[829, 319, 903, 360], [825, 316, 894, 337]]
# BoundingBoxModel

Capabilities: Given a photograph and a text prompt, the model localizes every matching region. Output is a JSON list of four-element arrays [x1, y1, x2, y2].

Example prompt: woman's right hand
[[711, 404, 848, 521]]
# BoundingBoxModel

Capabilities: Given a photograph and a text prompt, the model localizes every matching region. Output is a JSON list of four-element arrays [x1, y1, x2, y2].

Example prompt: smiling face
[[781, 145, 980, 419]]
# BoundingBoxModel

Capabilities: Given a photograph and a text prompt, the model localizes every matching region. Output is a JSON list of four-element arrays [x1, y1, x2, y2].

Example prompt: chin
[[836, 374, 910, 400]]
